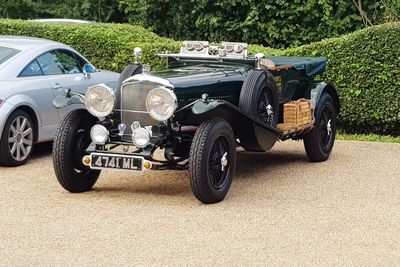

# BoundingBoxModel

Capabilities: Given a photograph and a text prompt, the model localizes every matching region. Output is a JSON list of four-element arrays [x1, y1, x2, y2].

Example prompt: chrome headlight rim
[[85, 83, 115, 118], [90, 124, 109, 145], [132, 127, 151, 148], [145, 86, 177, 121]]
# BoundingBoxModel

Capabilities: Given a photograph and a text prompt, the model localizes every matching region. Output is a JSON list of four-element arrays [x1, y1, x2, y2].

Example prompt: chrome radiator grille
[[120, 82, 157, 141]]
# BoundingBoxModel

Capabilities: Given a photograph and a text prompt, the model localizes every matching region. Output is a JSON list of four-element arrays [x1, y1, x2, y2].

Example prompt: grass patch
[[337, 132, 400, 143]]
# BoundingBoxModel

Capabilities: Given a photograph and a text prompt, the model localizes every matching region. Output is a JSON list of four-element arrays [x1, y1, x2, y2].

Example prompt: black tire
[[239, 69, 279, 127], [52, 109, 100, 192], [303, 93, 337, 162], [115, 64, 142, 107], [0, 110, 35, 167], [188, 118, 237, 204]]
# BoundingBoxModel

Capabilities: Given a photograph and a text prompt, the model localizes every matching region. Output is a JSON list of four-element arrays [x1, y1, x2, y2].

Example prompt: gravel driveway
[[0, 140, 399, 266]]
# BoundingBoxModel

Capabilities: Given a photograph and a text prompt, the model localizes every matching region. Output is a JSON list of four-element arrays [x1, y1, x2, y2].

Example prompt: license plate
[[90, 153, 144, 171]]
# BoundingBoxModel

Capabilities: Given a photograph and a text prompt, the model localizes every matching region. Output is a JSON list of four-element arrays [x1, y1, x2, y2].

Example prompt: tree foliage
[[1, 0, 398, 47], [118, 0, 399, 47], [0, 0, 124, 22]]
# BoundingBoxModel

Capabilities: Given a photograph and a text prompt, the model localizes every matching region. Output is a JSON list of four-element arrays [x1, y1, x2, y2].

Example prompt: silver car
[[0, 36, 119, 166]]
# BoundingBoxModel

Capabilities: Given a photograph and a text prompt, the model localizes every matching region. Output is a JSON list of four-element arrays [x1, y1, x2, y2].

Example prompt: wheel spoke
[[10, 142, 17, 154], [20, 144, 27, 157], [16, 117, 21, 131], [20, 118, 27, 131], [22, 128, 32, 137], [16, 144, 21, 160], [10, 125, 16, 135], [8, 136, 16, 143], [23, 138, 33, 146]]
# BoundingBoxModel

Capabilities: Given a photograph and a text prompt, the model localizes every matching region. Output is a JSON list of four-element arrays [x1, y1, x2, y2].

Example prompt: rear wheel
[[0, 110, 34, 167], [303, 93, 337, 162], [52, 109, 100, 192], [189, 118, 237, 204], [239, 70, 279, 127]]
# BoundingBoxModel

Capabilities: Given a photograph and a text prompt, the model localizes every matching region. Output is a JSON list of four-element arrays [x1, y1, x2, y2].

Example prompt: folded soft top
[[267, 56, 327, 77]]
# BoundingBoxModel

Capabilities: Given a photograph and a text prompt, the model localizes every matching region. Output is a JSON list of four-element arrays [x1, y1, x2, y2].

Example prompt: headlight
[[90, 124, 109, 145], [132, 128, 151, 148], [85, 84, 115, 117], [146, 87, 177, 121]]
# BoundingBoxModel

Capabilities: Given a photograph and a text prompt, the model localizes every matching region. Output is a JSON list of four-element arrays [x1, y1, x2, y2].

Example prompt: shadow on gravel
[[235, 150, 308, 178], [91, 149, 308, 199], [31, 141, 53, 160]]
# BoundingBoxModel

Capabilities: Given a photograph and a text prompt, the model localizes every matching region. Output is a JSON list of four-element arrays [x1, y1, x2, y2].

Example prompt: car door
[[37, 49, 101, 120]]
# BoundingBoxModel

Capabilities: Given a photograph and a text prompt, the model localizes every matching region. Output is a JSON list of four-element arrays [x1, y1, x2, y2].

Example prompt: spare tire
[[239, 69, 279, 128], [115, 64, 142, 108]]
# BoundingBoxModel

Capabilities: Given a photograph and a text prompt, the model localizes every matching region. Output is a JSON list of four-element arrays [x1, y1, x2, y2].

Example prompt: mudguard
[[53, 93, 85, 109], [308, 82, 340, 120], [176, 100, 281, 152]]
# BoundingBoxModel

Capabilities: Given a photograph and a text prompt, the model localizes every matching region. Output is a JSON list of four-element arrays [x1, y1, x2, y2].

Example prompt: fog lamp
[[90, 124, 109, 145], [132, 128, 151, 148]]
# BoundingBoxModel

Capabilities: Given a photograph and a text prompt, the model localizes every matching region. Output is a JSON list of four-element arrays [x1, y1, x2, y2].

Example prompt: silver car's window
[[0, 46, 21, 64], [20, 59, 44, 77], [37, 50, 82, 75]]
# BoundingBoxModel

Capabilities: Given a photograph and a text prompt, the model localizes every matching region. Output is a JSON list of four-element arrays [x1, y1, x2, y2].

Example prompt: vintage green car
[[52, 41, 340, 204]]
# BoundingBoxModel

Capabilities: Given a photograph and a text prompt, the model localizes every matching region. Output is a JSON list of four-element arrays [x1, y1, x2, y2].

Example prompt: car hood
[[151, 63, 251, 90]]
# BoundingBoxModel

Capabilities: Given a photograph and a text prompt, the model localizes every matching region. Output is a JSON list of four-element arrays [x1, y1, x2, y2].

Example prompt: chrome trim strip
[[123, 74, 174, 88], [114, 109, 149, 114]]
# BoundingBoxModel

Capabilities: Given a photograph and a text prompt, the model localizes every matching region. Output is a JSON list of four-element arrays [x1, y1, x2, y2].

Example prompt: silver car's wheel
[[0, 110, 35, 167], [8, 115, 33, 162]]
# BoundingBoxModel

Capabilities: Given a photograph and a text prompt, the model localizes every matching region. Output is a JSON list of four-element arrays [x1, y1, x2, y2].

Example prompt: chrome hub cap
[[221, 152, 228, 171], [266, 104, 273, 116], [327, 119, 332, 136], [8, 116, 33, 161]]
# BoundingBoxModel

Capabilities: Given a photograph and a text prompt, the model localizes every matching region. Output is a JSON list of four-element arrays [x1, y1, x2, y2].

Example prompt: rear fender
[[308, 82, 340, 118], [176, 100, 281, 152]]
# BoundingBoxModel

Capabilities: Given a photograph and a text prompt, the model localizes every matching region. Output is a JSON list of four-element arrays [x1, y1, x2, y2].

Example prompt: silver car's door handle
[[52, 83, 63, 90]]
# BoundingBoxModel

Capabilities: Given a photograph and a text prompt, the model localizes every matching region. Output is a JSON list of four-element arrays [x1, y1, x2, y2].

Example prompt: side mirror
[[83, 63, 96, 78]]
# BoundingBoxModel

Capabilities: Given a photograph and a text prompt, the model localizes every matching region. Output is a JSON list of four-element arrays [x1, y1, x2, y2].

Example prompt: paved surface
[[0, 140, 399, 266]]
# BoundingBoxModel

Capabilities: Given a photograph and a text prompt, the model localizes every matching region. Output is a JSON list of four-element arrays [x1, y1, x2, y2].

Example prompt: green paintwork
[[152, 61, 252, 108]]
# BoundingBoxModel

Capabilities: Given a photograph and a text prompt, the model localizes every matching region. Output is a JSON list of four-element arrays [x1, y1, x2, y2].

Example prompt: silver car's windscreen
[[0, 46, 21, 65]]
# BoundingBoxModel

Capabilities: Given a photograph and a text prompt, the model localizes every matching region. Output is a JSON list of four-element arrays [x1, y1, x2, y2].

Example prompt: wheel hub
[[16, 133, 22, 143], [266, 104, 274, 116], [327, 119, 332, 136], [220, 152, 228, 171]]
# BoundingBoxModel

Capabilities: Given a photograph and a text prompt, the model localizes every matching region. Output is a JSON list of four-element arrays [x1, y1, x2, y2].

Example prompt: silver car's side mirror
[[134, 47, 142, 63], [83, 63, 96, 78]]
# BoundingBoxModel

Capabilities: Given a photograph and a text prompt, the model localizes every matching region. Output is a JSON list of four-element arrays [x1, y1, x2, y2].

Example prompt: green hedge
[[0, 20, 399, 134], [282, 23, 400, 134], [0, 19, 180, 71]]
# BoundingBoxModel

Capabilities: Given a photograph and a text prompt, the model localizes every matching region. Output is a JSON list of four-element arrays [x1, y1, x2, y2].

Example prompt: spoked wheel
[[318, 106, 335, 152], [239, 69, 279, 127], [257, 86, 277, 126], [189, 118, 236, 204], [0, 110, 34, 167], [304, 93, 337, 162], [53, 109, 100, 192], [208, 136, 231, 190]]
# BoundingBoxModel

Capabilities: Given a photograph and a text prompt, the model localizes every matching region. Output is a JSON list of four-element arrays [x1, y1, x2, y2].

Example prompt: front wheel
[[0, 110, 34, 167], [189, 118, 237, 204], [52, 109, 100, 192], [303, 93, 337, 162]]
